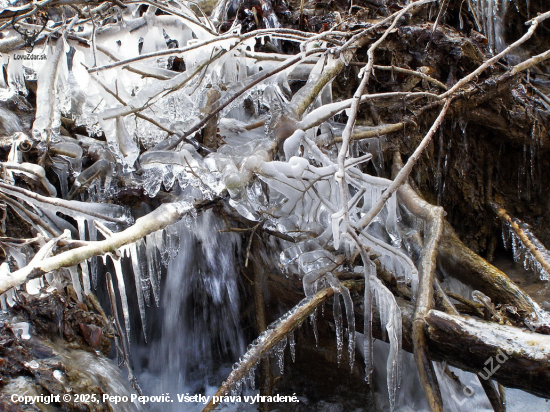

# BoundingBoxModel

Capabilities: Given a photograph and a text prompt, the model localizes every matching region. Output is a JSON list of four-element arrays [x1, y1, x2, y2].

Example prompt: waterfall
[[137, 210, 245, 410]]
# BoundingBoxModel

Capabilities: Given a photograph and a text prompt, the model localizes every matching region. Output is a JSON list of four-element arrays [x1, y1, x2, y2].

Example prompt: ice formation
[[0, 3, 451, 408], [502, 219, 550, 281]]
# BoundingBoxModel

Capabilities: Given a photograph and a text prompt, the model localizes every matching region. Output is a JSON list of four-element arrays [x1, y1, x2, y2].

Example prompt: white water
[[136, 210, 245, 411]]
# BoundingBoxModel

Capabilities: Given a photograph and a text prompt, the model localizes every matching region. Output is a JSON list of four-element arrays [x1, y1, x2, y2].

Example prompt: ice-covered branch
[[155, 47, 327, 150], [0, 202, 192, 294], [491, 203, 550, 280], [358, 99, 452, 230], [88, 27, 313, 74], [202, 281, 359, 412]]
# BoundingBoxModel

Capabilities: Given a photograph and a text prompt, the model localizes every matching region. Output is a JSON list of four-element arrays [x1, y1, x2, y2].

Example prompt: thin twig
[[358, 99, 451, 229]]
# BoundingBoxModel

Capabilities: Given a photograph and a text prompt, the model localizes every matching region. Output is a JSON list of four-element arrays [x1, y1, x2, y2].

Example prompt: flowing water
[[134, 210, 248, 411]]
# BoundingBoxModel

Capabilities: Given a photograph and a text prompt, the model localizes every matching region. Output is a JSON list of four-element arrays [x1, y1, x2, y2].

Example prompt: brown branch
[[202, 281, 360, 412], [491, 202, 550, 277]]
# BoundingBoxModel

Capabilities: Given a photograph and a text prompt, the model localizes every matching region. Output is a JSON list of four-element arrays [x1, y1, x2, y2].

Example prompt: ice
[[135, 239, 151, 306], [0, 184, 130, 225], [310, 308, 319, 346], [372, 275, 402, 410], [469, 0, 509, 53], [111, 255, 132, 345], [25, 278, 42, 295], [75, 219, 92, 297], [363, 262, 374, 383], [273, 336, 287, 374], [129, 243, 147, 340], [2, 162, 57, 196], [341, 286, 356, 369], [289, 331, 296, 363], [51, 160, 70, 199], [146, 232, 161, 306], [502, 218, 550, 281], [247, 364, 257, 389], [143, 168, 163, 198], [283, 129, 305, 160], [11, 322, 31, 340], [32, 39, 65, 141], [115, 117, 139, 171], [333, 291, 344, 364], [68, 266, 83, 302], [89, 223, 99, 289]]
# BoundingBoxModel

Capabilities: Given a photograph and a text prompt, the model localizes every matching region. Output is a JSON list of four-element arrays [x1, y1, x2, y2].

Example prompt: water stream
[[135, 210, 247, 411]]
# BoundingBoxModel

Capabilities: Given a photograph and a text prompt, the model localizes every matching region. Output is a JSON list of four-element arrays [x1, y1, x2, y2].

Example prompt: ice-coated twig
[[491, 202, 550, 279], [201, 280, 360, 412], [335, 0, 434, 247], [156, 47, 327, 150], [0, 182, 129, 224], [0, 202, 193, 294], [139, 0, 217, 36], [298, 92, 437, 131], [88, 27, 313, 74], [0, 192, 62, 237], [0, 230, 70, 293], [2, 162, 57, 196]]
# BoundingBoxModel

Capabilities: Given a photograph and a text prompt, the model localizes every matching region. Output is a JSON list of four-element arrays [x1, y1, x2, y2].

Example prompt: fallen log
[[265, 262, 550, 398], [423, 309, 550, 399], [437, 223, 540, 316]]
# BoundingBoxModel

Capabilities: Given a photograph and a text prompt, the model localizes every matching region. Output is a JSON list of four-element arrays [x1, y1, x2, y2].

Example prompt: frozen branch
[[491, 202, 550, 279], [357, 99, 452, 230], [202, 281, 359, 412], [0, 202, 192, 294]]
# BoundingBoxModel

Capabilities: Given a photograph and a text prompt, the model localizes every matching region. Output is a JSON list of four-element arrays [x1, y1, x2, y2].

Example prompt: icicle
[[363, 262, 373, 383], [0, 294, 7, 312], [136, 239, 151, 306], [129, 243, 147, 340], [247, 364, 257, 389], [77, 219, 91, 295], [333, 293, 343, 365], [272, 336, 287, 374], [111, 255, 132, 344], [68, 266, 83, 302], [165, 223, 180, 261], [156, 229, 170, 267], [341, 285, 356, 370], [372, 275, 402, 410], [146, 233, 161, 306], [88, 222, 99, 289], [310, 308, 319, 347], [289, 330, 296, 363]]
